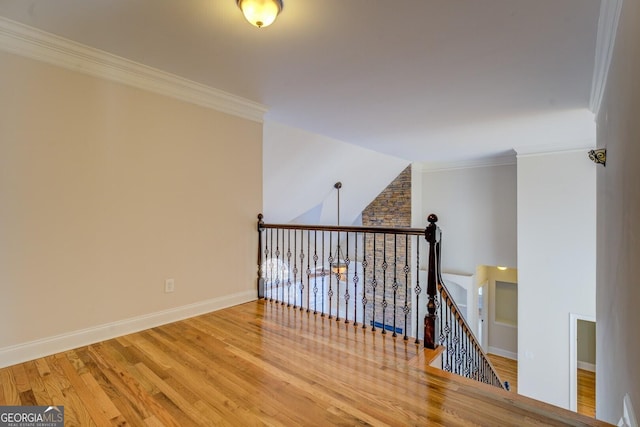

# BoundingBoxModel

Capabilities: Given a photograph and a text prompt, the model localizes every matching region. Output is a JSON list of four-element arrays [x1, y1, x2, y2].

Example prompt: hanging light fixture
[[331, 182, 348, 281], [236, 0, 283, 28]]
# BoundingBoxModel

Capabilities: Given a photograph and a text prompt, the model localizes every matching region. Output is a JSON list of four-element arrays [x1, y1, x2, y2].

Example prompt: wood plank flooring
[[487, 354, 518, 393], [0, 300, 609, 426], [578, 368, 596, 418], [488, 353, 596, 418]]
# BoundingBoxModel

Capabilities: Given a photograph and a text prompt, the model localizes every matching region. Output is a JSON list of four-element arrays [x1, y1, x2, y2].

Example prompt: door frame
[[569, 312, 596, 412], [478, 280, 489, 351]]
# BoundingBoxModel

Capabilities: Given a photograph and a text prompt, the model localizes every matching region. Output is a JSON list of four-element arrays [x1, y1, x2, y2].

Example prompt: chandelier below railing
[[331, 182, 348, 282]]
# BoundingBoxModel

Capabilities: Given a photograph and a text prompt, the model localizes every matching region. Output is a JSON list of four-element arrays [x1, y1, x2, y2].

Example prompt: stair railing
[[257, 213, 506, 390], [424, 214, 507, 390]]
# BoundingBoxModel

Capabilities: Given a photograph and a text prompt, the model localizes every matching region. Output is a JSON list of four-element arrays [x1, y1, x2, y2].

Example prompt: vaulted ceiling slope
[[0, 0, 602, 163]]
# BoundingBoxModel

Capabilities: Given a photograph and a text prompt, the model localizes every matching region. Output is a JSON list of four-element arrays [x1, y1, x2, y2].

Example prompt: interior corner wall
[[0, 51, 262, 364], [595, 0, 640, 422], [516, 150, 596, 409], [419, 164, 517, 275]]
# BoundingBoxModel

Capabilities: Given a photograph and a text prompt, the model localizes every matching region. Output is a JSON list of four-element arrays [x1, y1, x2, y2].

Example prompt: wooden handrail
[[259, 221, 425, 236]]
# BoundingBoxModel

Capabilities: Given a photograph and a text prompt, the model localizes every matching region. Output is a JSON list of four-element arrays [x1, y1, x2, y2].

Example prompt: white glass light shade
[[237, 0, 283, 28]]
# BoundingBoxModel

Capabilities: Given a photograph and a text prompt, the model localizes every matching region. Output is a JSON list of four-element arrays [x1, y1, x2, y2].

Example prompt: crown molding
[[589, 0, 624, 117], [514, 143, 596, 159], [415, 154, 516, 173], [0, 17, 267, 122]]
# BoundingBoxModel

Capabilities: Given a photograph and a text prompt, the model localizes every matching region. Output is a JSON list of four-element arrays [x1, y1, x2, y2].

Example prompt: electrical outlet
[[165, 279, 175, 293]]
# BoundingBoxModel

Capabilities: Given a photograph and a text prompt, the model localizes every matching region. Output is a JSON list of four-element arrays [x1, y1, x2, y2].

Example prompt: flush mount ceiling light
[[236, 0, 283, 28]]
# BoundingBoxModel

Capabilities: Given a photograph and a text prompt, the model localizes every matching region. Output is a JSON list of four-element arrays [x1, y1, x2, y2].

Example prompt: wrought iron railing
[[257, 213, 506, 390], [424, 216, 507, 390]]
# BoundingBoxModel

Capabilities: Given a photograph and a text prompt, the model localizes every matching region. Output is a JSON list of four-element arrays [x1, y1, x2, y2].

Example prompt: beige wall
[[577, 319, 595, 365], [0, 51, 262, 360], [596, 0, 640, 422], [487, 267, 518, 358]]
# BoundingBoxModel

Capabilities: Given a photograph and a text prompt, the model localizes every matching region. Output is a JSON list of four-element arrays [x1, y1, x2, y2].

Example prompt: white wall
[[595, 0, 640, 421], [517, 150, 596, 409], [263, 121, 409, 225], [0, 51, 262, 367], [416, 163, 517, 275]]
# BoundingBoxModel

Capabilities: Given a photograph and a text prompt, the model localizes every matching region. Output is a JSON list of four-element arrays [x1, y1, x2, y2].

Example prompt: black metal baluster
[[464, 334, 471, 377], [392, 235, 398, 337], [286, 230, 292, 307], [362, 232, 368, 328], [269, 228, 274, 301], [313, 230, 318, 314], [293, 230, 298, 308], [371, 234, 377, 332], [344, 232, 350, 324], [276, 230, 284, 305], [414, 239, 421, 344], [439, 286, 445, 346], [306, 229, 311, 312], [299, 230, 305, 311], [353, 232, 359, 327], [454, 320, 459, 375], [275, 229, 280, 304], [456, 321, 462, 375], [328, 233, 334, 319], [336, 229, 341, 322], [403, 234, 409, 340], [446, 305, 452, 371], [321, 231, 326, 317], [381, 233, 387, 335]]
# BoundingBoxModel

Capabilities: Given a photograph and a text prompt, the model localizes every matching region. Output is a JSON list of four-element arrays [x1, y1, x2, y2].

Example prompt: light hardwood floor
[[0, 300, 608, 426], [488, 353, 596, 418]]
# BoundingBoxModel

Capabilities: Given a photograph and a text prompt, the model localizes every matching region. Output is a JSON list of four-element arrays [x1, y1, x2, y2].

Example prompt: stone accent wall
[[362, 166, 413, 335]]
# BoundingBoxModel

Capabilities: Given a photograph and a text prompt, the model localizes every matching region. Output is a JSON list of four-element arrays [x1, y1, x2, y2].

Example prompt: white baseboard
[[488, 346, 518, 360], [0, 290, 256, 368], [577, 361, 596, 372]]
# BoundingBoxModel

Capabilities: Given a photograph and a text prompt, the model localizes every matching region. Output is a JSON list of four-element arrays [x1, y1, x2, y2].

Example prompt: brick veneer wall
[[362, 166, 413, 335]]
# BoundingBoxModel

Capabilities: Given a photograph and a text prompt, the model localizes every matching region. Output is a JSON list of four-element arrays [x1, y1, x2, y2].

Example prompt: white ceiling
[[0, 0, 602, 163]]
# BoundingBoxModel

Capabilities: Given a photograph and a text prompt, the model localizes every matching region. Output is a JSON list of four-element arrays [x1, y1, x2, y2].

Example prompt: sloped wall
[[262, 121, 409, 225]]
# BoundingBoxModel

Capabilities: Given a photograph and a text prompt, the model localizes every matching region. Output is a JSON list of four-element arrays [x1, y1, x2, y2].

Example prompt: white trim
[[493, 320, 518, 329], [577, 361, 596, 372], [590, 0, 624, 117], [488, 346, 518, 361], [0, 17, 267, 122], [0, 290, 256, 369], [515, 143, 596, 158], [569, 313, 596, 412], [417, 154, 516, 173]]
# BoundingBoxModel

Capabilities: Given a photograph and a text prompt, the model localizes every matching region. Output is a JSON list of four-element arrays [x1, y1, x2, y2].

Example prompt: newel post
[[424, 214, 440, 349], [257, 214, 265, 299]]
